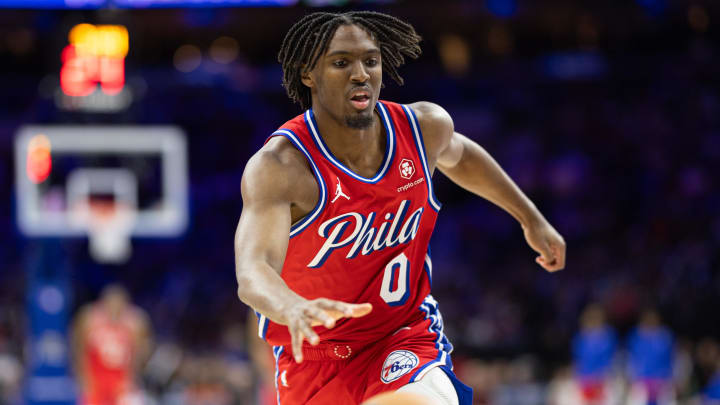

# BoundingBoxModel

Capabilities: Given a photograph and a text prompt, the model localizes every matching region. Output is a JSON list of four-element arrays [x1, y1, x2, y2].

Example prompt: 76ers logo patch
[[381, 350, 419, 384], [399, 159, 415, 179]]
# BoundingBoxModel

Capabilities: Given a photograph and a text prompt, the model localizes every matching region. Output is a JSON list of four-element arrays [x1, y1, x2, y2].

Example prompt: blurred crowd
[[1, 1, 719, 404]]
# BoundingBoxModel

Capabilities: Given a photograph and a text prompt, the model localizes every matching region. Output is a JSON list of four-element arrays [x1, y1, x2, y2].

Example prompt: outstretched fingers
[[305, 305, 337, 328], [313, 299, 373, 323], [289, 319, 304, 363], [289, 317, 319, 363], [288, 299, 373, 363], [347, 302, 373, 317]]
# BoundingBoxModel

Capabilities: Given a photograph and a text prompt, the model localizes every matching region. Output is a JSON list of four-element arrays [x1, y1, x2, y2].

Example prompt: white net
[[71, 200, 136, 264]]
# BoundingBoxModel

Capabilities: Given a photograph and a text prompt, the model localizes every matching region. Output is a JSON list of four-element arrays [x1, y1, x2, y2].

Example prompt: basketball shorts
[[271, 297, 473, 404]]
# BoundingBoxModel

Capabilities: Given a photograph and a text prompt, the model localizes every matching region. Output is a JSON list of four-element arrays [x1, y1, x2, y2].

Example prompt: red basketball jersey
[[83, 305, 138, 399], [258, 101, 442, 347]]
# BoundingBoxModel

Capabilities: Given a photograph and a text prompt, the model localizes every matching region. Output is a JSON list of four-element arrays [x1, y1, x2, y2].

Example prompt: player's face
[[305, 24, 382, 129], [103, 288, 129, 317]]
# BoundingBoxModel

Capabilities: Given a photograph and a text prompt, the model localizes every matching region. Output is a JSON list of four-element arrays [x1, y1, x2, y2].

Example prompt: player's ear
[[301, 68, 314, 88]]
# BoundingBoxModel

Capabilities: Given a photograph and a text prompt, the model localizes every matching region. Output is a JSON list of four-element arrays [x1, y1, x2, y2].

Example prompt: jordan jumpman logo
[[332, 177, 350, 203]]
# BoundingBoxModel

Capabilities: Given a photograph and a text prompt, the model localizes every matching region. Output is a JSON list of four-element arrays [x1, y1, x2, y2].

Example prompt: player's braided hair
[[278, 11, 422, 110]]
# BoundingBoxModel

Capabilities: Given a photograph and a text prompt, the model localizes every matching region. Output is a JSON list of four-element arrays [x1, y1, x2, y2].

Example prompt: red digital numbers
[[60, 24, 128, 97]]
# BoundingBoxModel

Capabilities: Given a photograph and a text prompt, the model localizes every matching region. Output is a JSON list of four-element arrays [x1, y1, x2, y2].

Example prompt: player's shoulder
[[406, 101, 454, 156], [406, 101, 452, 124], [241, 136, 313, 202], [251, 136, 307, 169], [126, 306, 151, 330]]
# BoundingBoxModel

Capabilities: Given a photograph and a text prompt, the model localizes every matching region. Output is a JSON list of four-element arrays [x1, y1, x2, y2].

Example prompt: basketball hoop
[[15, 127, 188, 263], [70, 199, 136, 264]]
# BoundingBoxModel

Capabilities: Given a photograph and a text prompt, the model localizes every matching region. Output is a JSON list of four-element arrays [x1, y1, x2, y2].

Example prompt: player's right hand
[[285, 298, 372, 363]]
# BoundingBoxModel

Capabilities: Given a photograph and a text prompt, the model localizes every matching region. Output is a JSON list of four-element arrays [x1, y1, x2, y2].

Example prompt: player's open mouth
[[350, 93, 370, 110]]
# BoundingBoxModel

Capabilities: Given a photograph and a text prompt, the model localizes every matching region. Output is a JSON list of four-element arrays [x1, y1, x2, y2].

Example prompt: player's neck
[[312, 106, 385, 169]]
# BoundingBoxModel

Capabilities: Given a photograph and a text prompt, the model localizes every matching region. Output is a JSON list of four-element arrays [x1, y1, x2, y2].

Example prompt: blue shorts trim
[[440, 365, 473, 405]]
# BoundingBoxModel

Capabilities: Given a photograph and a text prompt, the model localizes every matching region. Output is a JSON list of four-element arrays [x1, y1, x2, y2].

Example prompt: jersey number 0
[[380, 252, 410, 306]]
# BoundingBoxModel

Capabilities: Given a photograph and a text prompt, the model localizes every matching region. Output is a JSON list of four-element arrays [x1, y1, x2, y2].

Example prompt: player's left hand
[[522, 220, 566, 272]]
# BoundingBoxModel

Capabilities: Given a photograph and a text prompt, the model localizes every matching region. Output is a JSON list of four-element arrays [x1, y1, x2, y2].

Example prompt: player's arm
[[132, 308, 153, 375], [70, 307, 90, 391], [235, 139, 371, 362], [410, 101, 566, 272]]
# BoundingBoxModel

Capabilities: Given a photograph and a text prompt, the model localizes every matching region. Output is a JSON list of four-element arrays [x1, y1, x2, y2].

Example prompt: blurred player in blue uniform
[[626, 309, 675, 405], [572, 304, 618, 405]]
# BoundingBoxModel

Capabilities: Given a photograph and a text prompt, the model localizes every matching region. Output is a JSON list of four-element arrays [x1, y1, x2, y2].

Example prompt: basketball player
[[234, 11, 566, 404], [72, 285, 152, 405]]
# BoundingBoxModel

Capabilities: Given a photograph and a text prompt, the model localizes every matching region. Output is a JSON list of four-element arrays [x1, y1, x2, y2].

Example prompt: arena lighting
[[209, 36, 239, 64], [26, 134, 52, 184], [173, 45, 202, 72], [60, 24, 128, 97]]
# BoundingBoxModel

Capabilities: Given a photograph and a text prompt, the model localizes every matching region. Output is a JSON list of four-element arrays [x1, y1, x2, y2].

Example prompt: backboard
[[15, 125, 188, 261]]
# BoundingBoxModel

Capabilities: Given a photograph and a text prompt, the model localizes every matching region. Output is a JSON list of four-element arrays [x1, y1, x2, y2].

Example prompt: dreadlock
[[278, 11, 422, 110]]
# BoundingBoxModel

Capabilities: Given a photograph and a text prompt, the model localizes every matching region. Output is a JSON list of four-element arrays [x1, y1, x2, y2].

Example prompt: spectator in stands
[[626, 309, 675, 405], [572, 304, 618, 405]]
